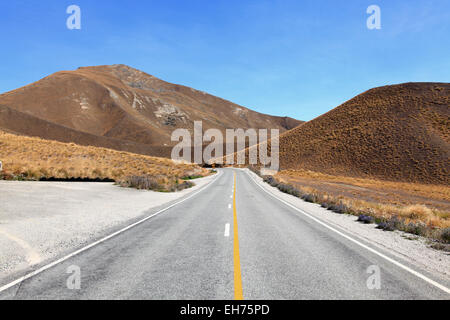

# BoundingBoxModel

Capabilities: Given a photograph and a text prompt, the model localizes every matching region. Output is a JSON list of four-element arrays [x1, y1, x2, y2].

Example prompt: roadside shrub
[[376, 222, 390, 231], [430, 243, 450, 252], [377, 216, 403, 231], [376, 216, 429, 237], [181, 175, 203, 180], [320, 202, 330, 209], [170, 180, 194, 192], [0, 171, 14, 180], [327, 201, 350, 214], [118, 175, 194, 192], [277, 183, 301, 197], [118, 175, 164, 191], [434, 228, 450, 243], [263, 175, 303, 198], [375, 216, 450, 246], [263, 175, 279, 188], [404, 222, 428, 237], [301, 193, 316, 203], [357, 215, 374, 224]]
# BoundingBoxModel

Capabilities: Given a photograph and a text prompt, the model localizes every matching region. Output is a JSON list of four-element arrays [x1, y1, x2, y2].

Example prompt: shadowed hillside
[[0, 104, 174, 157]]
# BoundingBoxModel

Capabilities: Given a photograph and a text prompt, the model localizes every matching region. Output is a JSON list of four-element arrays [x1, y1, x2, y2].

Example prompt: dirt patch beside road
[[0, 173, 217, 283]]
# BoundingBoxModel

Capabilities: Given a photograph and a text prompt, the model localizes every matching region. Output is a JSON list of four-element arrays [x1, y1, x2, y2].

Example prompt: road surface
[[0, 169, 449, 299]]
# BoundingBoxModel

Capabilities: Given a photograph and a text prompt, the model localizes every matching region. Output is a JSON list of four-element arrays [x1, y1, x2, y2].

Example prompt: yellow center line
[[233, 172, 244, 300]]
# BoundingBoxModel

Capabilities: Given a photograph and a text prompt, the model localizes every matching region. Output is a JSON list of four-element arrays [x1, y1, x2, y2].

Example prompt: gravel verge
[[0, 174, 217, 282]]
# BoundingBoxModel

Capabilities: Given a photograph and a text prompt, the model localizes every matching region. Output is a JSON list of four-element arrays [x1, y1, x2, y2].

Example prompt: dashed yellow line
[[233, 172, 244, 300]]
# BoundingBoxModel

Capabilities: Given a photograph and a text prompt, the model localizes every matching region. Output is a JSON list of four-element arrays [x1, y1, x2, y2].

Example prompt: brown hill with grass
[[278, 83, 449, 184], [0, 65, 301, 158], [0, 130, 209, 190]]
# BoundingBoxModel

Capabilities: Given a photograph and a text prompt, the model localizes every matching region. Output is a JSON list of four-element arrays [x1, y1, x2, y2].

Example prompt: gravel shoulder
[[245, 169, 450, 283], [0, 174, 217, 283]]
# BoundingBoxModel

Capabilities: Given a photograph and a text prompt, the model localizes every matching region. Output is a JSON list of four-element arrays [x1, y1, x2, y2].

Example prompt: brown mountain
[[277, 82, 449, 184], [0, 64, 301, 158]]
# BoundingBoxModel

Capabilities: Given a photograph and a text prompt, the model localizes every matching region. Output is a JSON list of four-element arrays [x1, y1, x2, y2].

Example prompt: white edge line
[[245, 170, 450, 295], [0, 171, 223, 294]]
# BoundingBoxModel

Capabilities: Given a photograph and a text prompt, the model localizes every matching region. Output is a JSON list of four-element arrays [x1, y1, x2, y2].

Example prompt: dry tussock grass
[[255, 169, 449, 245], [280, 169, 450, 202], [276, 170, 450, 229], [0, 130, 208, 183]]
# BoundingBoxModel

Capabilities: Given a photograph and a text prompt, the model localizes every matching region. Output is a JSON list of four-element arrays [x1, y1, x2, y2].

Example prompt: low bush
[[433, 228, 450, 243], [263, 175, 278, 187], [357, 215, 374, 224], [277, 183, 301, 197], [118, 175, 194, 192], [118, 175, 164, 191], [301, 193, 317, 203], [430, 242, 450, 252], [171, 180, 194, 192], [181, 175, 203, 180], [377, 216, 403, 231], [404, 222, 428, 236], [326, 201, 350, 214], [376, 216, 431, 238]]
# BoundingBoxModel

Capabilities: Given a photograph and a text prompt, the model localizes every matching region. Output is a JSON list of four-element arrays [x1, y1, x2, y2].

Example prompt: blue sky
[[0, 0, 449, 121]]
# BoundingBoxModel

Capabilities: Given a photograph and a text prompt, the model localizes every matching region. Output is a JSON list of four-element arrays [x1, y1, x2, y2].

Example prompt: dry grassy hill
[[277, 82, 449, 184], [0, 130, 208, 189], [0, 65, 301, 158]]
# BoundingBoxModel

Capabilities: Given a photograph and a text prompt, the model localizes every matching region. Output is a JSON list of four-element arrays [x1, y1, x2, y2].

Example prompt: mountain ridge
[[0, 64, 302, 158]]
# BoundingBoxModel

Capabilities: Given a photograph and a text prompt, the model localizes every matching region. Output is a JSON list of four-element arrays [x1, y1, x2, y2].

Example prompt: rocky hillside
[[0, 64, 301, 158]]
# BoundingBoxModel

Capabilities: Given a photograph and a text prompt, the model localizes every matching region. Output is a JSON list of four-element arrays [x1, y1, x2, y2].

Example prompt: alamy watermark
[[66, 5, 81, 30], [366, 265, 381, 290], [66, 265, 81, 290], [367, 5, 381, 30], [64, 5, 379, 31], [64, 5, 380, 31], [171, 121, 279, 171]]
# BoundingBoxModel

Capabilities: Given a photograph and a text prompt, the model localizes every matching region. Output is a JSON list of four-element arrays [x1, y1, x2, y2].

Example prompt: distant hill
[[0, 64, 301, 158], [277, 83, 449, 184]]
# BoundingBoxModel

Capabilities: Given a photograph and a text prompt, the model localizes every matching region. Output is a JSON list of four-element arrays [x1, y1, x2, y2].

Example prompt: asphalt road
[[0, 168, 449, 299]]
